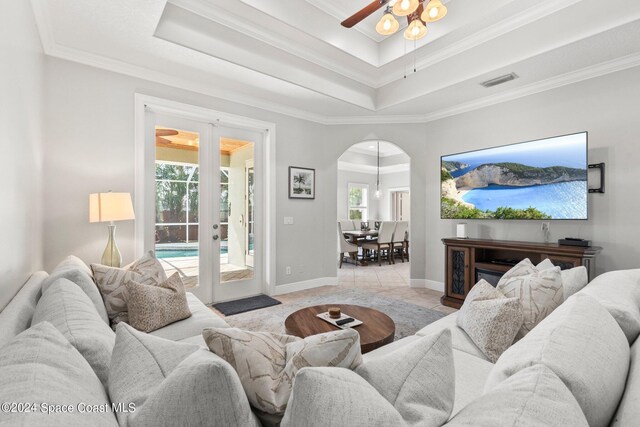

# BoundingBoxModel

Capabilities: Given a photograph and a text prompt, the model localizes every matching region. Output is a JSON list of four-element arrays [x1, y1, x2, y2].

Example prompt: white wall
[[423, 67, 640, 286], [0, 1, 44, 310], [378, 170, 410, 221], [336, 170, 379, 221]]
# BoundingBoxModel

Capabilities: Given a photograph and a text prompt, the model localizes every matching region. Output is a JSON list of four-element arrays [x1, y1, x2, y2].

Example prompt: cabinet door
[[447, 246, 470, 299]]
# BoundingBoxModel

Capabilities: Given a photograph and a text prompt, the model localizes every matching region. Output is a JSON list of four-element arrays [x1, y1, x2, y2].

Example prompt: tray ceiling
[[31, 0, 640, 123]]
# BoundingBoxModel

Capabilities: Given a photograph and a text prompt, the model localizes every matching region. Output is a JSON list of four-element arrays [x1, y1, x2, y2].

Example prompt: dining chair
[[362, 221, 396, 266], [391, 221, 409, 263], [339, 220, 356, 232], [338, 222, 359, 268]]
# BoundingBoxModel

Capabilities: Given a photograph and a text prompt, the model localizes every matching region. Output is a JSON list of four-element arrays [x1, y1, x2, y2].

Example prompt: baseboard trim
[[410, 279, 445, 292], [273, 277, 336, 296]]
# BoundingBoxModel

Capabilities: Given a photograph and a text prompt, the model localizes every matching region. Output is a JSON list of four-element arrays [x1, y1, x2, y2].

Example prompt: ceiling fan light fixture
[[376, 11, 399, 35], [392, 0, 419, 17], [404, 19, 427, 40], [422, 0, 447, 23]]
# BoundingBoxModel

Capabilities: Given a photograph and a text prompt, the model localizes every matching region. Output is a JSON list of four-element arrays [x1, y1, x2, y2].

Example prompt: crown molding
[[29, 0, 640, 127], [338, 161, 410, 175]]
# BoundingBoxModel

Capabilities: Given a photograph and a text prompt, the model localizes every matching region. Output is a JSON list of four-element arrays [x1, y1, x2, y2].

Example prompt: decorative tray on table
[[316, 312, 363, 329]]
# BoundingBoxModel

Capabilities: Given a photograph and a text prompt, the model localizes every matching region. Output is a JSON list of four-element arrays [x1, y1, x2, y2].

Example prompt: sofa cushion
[[203, 327, 362, 415], [149, 292, 229, 341], [578, 269, 640, 343], [0, 271, 47, 349], [32, 279, 115, 387], [416, 312, 489, 361], [125, 273, 191, 333], [0, 322, 117, 426], [363, 335, 421, 361], [611, 338, 640, 426], [43, 256, 109, 324], [450, 349, 494, 417], [456, 280, 523, 362], [281, 329, 455, 427], [109, 323, 260, 427], [485, 294, 629, 427], [446, 365, 588, 427], [92, 251, 167, 325], [497, 259, 563, 339]]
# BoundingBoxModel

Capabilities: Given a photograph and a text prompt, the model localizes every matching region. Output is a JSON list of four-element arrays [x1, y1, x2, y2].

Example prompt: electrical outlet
[[285, 266, 291, 275], [284, 217, 294, 225]]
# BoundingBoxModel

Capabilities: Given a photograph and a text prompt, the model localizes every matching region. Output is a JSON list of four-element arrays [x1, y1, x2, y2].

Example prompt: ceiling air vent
[[480, 73, 519, 88]]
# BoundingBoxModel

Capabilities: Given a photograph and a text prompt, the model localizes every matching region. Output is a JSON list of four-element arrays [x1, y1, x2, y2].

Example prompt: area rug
[[213, 294, 281, 316], [222, 288, 446, 340]]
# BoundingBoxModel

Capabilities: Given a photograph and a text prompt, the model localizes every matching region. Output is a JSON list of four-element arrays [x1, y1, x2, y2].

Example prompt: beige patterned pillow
[[202, 327, 363, 415], [497, 260, 563, 339], [91, 251, 167, 325], [125, 273, 191, 333], [457, 280, 523, 362]]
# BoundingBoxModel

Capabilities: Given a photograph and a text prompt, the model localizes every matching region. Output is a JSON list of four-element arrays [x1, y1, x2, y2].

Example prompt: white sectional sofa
[[1, 255, 639, 426]]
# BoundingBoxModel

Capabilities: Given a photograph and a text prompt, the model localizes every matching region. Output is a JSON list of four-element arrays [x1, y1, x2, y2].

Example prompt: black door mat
[[213, 294, 282, 316]]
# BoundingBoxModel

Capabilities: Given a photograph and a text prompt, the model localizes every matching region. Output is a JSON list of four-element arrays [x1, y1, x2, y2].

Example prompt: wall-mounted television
[[441, 132, 588, 220]]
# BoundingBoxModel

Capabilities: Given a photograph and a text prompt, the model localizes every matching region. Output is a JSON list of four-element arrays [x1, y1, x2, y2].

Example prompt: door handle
[[213, 235, 219, 240]]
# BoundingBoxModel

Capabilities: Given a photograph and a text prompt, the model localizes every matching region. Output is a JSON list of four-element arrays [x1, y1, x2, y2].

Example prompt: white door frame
[[388, 186, 410, 220], [245, 158, 255, 268], [134, 94, 277, 299]]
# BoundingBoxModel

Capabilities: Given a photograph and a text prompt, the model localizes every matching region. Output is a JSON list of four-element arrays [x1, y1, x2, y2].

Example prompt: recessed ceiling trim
[[338, 161, 410, 175]]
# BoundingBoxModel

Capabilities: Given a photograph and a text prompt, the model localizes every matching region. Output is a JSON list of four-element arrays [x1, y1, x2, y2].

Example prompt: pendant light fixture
[[422, 0, 448, 23], [375, 141, 381, 199], [392, 0, 419, 17], [404, 19, 427, 41], [375, 8, 400, 36]]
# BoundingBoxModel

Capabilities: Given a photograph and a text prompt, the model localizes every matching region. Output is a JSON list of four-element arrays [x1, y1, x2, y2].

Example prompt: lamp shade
[[89, 192, 135, 223], [404, 19, 427, 40], [376, 12, 400, 36], [422, 0, 447, 23], [392, 0, 419, 16]]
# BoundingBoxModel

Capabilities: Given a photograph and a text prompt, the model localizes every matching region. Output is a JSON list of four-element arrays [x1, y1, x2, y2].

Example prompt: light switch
[[284, 217, 294, 225]]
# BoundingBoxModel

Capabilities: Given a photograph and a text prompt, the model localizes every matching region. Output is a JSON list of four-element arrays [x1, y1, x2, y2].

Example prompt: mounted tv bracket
[[588, 163, 605, 194]]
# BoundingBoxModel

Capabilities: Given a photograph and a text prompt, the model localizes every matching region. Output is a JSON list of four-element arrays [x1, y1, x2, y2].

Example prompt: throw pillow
[[91, 250, 167, 325], [42, 255, 109, 324], [202, 327, 362, 415], [537, 258, 589, 300], [109, 323, 260, 427], [281, 329, 455, 427], [485, 294, 629, 427], [125, 272, 191, 332], [456, 280, 523, 362], [0, 322, 117, 426], [32, 279, 115, 387], [446, 365, 588, 427], [497, 259, 563, 338]]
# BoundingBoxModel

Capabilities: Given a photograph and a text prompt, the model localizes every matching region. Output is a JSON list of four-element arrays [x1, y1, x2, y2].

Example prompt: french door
[[149, 113, 263, 304]]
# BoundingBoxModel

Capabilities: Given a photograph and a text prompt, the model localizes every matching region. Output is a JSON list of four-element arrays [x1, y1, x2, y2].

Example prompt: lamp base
[[101, 224, 122, 267]]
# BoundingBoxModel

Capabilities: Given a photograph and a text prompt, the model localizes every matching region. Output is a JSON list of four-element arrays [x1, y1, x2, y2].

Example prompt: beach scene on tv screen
[[441, 133, 588, 220]]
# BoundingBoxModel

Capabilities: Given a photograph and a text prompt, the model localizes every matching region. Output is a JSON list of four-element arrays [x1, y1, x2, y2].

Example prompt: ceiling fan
[[341, 0, 447, 40]]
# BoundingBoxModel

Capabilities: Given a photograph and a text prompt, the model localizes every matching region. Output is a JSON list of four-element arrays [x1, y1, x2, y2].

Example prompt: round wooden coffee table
[[284, 304, 395, 354]]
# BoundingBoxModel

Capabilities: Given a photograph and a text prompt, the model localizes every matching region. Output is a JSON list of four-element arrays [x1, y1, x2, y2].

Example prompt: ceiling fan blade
[[341, 0, 389, 28], [156, 128, 179, 137], [156, 136, 173, 144]]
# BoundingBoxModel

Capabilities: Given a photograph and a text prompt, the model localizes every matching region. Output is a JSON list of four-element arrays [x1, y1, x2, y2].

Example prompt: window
[[348, 183, 368, 221]]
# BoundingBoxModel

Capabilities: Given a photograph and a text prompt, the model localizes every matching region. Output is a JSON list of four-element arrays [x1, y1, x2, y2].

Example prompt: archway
[[336, 140, 411, 287]]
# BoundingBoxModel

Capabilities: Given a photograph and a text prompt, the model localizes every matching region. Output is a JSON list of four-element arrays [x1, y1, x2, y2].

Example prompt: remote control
[[335, 317, 355, 326], [564, 237, 584, 241]]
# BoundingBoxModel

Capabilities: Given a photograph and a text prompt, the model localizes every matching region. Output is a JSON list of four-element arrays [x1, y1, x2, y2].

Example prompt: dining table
[[342, 229, 378, 265]]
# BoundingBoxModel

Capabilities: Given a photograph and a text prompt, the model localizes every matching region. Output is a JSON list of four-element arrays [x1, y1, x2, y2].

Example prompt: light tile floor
[[274, 261, 456, 316]]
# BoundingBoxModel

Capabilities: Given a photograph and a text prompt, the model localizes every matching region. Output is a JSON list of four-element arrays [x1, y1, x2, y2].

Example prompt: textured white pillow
[[281, 329, 455, 427], [0, 322, 117, 426], [457, 280, 523, 362], [32, 279, 115, 387], [537, 259, 589, 300], [203, 327, 362, 415], [485, 294, 629, 427], [109, 323, 260, 427], [446, 365, 588, 426], [91, 251, 167, 325], [497, 259, 563, 338]]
